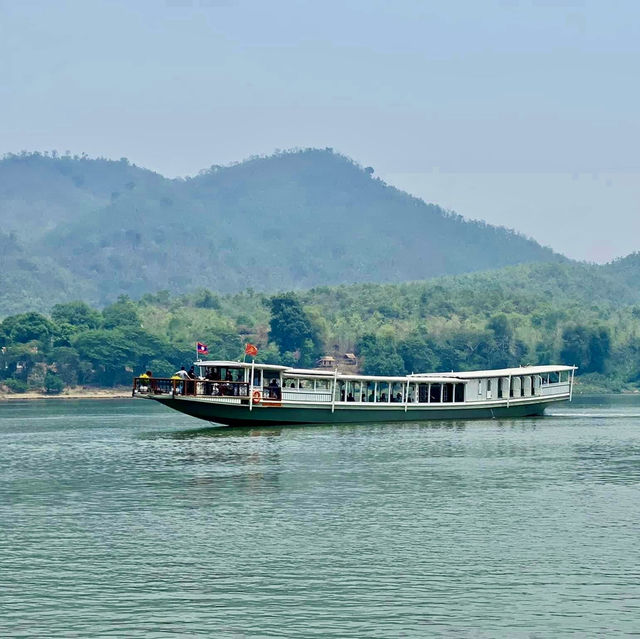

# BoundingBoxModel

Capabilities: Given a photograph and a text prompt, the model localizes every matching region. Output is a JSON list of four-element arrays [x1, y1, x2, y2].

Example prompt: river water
[[1, 395, 639, 637]]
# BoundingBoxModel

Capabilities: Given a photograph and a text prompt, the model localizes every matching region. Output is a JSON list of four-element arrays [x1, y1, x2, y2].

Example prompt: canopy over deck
[[195, 360, 288, 371]]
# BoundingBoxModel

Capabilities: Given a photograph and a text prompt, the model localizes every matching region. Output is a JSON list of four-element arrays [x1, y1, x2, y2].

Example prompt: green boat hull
[[149, 395, 565, 427]]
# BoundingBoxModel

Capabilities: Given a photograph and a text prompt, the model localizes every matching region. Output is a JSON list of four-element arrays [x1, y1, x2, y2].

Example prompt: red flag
[[245, 343, 258, 357], [197, 342, 209, 355]]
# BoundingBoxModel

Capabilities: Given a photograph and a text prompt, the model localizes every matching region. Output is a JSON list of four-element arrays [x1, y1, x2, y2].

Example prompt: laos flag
[[197, 342, 209, 355]]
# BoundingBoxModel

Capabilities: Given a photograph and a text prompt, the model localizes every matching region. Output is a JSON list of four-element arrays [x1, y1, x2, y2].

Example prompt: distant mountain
[[0, 149, 565, 315]]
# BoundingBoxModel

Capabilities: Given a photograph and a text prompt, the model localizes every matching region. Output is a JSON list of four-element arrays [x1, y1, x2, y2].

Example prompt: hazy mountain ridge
[[0, 148, 572, 315]]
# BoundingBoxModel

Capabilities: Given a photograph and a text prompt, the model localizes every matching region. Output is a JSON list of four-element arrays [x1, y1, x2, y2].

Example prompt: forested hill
[[0, 149, 563, 315]]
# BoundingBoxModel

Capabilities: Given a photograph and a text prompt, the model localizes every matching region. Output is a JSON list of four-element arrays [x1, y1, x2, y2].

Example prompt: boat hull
[[148, 395, 567, 427]]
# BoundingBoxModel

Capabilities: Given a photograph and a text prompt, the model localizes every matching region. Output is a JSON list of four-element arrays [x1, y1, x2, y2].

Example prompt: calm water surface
[[1, 396, 640, 637]]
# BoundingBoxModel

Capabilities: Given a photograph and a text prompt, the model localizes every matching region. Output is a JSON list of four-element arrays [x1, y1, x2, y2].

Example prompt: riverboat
[[132, 361, 575, 427]]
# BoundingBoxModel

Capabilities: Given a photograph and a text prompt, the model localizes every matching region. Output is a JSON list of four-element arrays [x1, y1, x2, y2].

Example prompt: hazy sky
[[2, 0, 639, 262]]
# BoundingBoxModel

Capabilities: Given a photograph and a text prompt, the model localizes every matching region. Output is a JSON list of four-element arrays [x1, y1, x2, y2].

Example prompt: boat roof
[[195, 360, 575, 381], [409, 365, 576, 379], [195, 360, 289, 371]]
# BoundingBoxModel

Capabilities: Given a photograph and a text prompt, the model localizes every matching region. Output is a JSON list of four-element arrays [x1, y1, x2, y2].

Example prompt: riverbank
[[0, 387, 132, 402]]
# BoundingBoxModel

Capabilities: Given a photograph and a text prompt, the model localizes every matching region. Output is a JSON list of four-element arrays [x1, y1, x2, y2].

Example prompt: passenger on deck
[[185, 366, 196, 394], [139, 370, 152, 392], [347, 392, 355, 402], [268, 378, 281, 400], [225, 369, 233, 381], [396, 392, 402, 402], [205, 369, 217, 395], [174, 366, 190, 380], [380, 393, 387, 402]]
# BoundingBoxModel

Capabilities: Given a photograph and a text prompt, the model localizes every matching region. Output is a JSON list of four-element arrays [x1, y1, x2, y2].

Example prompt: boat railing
[[132, 377, 250, 398]]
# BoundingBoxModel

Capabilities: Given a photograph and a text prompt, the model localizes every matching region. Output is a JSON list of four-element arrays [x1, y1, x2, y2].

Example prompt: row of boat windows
[[283, 379, 465, 403]]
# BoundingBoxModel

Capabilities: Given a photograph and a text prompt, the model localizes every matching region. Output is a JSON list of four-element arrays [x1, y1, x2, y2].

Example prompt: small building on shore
[[316, 355, 336, 369]]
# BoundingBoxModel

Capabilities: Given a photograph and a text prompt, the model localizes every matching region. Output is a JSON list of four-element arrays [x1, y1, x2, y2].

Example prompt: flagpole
[[249, 357, 255, 412]]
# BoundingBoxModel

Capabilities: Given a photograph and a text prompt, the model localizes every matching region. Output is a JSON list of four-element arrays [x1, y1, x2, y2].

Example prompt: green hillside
[[0, 149, 564, 315]]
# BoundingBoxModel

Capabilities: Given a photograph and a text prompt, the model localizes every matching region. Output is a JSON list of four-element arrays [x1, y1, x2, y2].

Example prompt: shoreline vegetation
[[3, 259, 640, 397], [0, 386, 132, 402]]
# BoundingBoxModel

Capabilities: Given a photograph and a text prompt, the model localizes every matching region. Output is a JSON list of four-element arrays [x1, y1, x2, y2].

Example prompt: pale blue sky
[[2, 0, 639, 261]]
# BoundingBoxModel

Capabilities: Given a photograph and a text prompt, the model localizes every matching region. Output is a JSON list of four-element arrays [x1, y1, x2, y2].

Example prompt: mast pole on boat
[[249, 359, 255, 412], [331, 368, 338, 413], [404, 379, 409, 412], [570, 366, 575, 401]]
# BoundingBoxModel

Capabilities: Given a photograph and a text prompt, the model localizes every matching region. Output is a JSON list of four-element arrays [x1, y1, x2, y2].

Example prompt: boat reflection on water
[[169, 425, 284, 440]]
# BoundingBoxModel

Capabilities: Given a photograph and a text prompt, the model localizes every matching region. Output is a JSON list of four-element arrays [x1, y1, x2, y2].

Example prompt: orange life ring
[[252, 390, 262, 404]]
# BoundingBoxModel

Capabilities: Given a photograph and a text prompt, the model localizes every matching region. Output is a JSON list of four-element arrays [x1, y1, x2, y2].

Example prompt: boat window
[[478, 380, 483, 396], [549, 371, 559, 384], [443, 383, 454, 403], [390, 382, 404, 403], [559, 371, 568, 383], [379, 382, 386, 403], [376, 382, 391, 403], [418, 383, 429, 403], [454, 384, 465, 402], [430, 383, 442, 403]]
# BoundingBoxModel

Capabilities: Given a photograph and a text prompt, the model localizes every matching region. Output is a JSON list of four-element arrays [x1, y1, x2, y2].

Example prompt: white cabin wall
[[466, 379, 481, 401]]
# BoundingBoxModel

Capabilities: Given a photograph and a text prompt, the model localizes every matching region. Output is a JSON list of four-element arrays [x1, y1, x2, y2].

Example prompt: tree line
[[1, 275, 637, 393]]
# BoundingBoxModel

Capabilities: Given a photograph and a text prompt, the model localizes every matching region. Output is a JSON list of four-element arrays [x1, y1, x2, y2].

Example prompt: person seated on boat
[[138, 370, 152, 392], [347, 392, 355, 402], [395, 392, 402, 402], [170, 371, 184, 394], [380, 393, 387, 402], [225, 369, 233, 382], [268, 378, 281, 400], [368, 392, 374, 402]]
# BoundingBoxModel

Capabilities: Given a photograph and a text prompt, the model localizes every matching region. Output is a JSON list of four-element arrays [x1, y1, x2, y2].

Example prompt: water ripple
[[1, 397, 640, 637]]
